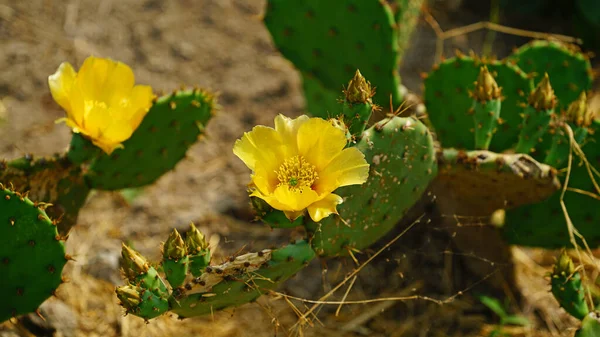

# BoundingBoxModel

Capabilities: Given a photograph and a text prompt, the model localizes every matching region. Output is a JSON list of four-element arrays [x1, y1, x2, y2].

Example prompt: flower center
[[276, 155, 318, 191]]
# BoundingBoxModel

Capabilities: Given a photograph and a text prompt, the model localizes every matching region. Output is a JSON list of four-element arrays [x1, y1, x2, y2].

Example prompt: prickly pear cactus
[[503, 118, 600, 248], [117, 226, 315, 320], [424, 54, 533, 151], [305, 115, 437, 256], [0, 185, 67, 322], [550, 251, 589, 320], [507, 40, 593, 108], [0, 155, 90, 235], [81, 89, 216, 190], [263, 0, 403, 115], [432, 149, 560, 216]]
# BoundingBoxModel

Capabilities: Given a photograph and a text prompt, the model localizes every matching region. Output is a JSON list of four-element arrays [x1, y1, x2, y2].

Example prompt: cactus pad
[[264, 0, 402, 111], [171, 240, 315, 318], [576, 312, 600, 337], [507, 40, 593, 108], [503, 119, 600, 247], [84, 89, 216, 190], [301, 74, 343, 119], [0, 186, 66, 322], [432, 149, 560, 216], [305, 116, 437, 256], [550, 251, 589, 320], [424, 55, 532, 151], [0, 155, 90, 235]]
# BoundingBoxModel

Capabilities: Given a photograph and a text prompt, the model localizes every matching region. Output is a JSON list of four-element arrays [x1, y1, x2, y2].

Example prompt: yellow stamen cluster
[[276, 155, 318, 191]]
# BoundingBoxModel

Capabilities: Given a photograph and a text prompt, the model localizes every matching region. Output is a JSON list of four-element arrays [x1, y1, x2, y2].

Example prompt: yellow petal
[[127, 85, 155, 128], [307, 193, 344, 222], [284, 210, 305, 221], [272, 185, 319, 211], [252, 162, 279, 194], [233, 126, 285, 172], [102, 61, 135, 102], [274, 114, 309, 157], [314, 147, 370, 194], [297, 118, 347, 171], [77, 56, 110, 99], [48, 62, 76, 114]]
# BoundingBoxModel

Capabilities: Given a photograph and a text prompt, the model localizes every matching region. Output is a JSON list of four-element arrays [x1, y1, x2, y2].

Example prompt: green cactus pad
[[507, 40, 593, 108], [251, 196, 304, 229], [305, 116, 437, 257], [301, 74, 343, 119], [264, 0, 402, 111], [576, 312, 600, 337], [391, 0, 425, 60], [503, 119, 600, 248], [432, 149, 560, 216], [472, 99, 502, 150], [514, 105, 555, 155], [170, 240, 315, 318], [84, 89, 216, 190], [0, 155, 90, 235], [544, 126, 589, 169], [0, 186, 66, 322], [424, 55, 533, 151], [550, 251, 589, 320]]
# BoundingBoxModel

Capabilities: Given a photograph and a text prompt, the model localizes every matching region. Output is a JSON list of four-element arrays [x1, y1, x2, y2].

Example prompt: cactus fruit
[[0, 185, 67, 322], [514, 73, 558, 155], [550, 251, 589, 320], [185, 223, 211, 277], [424, 55, 533, 151], [264, 0, 402, 114], [117, 226, 315, 320], [81, 89, 216, 190], [471, 66, 503, 150], [340, 70, 377, 140], [0, 154, 90, 235], [432, 149, 560, 216], [305, 115, 437, 256], [162, 229, 189, 288], [507, 40, 593, 108]]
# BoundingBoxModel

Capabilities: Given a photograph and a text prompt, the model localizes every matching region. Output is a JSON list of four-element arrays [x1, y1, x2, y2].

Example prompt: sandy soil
[[0, 0, 597, 336]]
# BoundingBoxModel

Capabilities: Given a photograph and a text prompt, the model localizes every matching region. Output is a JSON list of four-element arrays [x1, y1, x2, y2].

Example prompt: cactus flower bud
[[554, 250, 575, 276], [121, 243, 149, 280], [344, 69, 373, 104], [528, 73, 557, 111], [472, 66, 501, 102], [566, 92, 587, 126], [163, 229, 187, 260], [116, 285, 142, 309], [185, 223, 208, 253]]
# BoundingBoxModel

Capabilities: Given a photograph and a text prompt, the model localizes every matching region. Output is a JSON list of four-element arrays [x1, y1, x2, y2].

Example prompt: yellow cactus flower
[[234, 114, 370, 222], [48, 56, 155, 154]]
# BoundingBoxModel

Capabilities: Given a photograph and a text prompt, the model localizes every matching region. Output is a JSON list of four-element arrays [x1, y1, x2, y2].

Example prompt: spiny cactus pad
[[391, 0, 425, 60], [0, 155, 90, 235], [424, 55, 532, 151], [0, 186, 66, 322], [507, 40, 593, 108], [305, 116, 437, 257], [432, 149, 560, 216], [264, 0, 402, 112], [84, 89, 216, 190], [301, 74, 343, 119], [171, 240, 315, 318], [503, 119, 600, 247]]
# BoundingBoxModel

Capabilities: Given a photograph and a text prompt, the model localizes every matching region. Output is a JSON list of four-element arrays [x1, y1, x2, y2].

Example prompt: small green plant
[[478, 294, 530, 337]]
